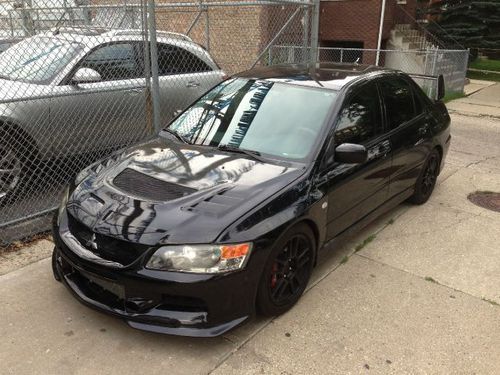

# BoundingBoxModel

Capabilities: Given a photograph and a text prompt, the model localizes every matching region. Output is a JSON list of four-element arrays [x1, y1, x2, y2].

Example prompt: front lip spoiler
[[127, 317, 248, 337], [54, 250, 249, 338]]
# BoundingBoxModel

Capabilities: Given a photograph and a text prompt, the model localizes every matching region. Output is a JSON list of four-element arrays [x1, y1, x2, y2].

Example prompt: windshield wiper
[[0, 74, 11, 81], [161, 128, 190, 144], [217, 144, 268, 163]]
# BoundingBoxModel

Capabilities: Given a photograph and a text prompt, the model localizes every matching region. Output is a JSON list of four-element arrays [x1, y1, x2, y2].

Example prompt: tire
[[408, 149, 441, 205], [52, 248, 62, 282], [256, 223, 315, 316], [0, 131, 28, 206]]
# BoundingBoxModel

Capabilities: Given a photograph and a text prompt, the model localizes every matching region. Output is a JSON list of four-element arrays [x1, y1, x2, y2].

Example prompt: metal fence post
[[147, 0, 161, 133], [431, 48, 439, 76], [20, 0, 34, 36], [302, 5, 309, 64], [309, 0, 319, 66]]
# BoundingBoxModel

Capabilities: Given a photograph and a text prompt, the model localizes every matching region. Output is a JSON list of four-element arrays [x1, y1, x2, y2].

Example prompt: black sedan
[[52, 63, 451, 337]]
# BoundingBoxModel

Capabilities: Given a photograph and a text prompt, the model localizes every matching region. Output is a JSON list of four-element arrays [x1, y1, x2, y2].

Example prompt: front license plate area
[[84, 272, 125, 300]]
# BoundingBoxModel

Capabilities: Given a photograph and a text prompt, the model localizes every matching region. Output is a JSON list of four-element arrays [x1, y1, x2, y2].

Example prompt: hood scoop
[[113, 168, 197, 202], [183, 187, 261, 217]]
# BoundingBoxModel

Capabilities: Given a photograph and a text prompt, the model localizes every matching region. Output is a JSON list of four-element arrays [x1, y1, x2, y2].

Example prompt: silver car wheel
[[0, 144, 22, 199]]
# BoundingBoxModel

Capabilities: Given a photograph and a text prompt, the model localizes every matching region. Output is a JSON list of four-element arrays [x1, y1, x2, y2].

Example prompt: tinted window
[[379, 78, 416, 129], [81, 43, 142, 81], [167, 78, 337, 161], [334, 83, 382, 145], [157, 44, 212, 75]]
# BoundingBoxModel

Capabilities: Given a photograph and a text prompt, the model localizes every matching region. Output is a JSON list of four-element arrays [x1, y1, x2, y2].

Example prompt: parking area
[[1, 86, 500, 374]]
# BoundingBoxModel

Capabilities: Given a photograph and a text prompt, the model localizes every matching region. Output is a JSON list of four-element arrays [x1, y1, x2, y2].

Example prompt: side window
[[334, 82, 383, 145], [157, 44, 212, 75], [80, 43, 142, 81], [379, 78, 416, 130]]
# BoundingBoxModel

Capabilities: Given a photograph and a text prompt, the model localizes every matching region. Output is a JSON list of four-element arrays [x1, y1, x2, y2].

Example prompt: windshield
[[0, 36, 82, 84], [167, 78, 337, 161]]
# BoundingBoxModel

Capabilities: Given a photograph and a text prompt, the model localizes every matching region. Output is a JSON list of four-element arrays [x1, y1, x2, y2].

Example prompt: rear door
[[324, 81, 392, 239], [156, 43, 223, 125], [378, 76, 432, 196]]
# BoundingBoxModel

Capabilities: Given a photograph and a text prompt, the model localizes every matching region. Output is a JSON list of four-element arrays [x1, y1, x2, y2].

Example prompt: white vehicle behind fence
[[0, 27, 225, 202]]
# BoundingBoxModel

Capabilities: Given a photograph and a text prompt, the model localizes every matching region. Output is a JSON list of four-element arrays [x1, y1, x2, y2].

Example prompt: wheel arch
[[0, 118, 41, 159], [298, 218, 321, 266]]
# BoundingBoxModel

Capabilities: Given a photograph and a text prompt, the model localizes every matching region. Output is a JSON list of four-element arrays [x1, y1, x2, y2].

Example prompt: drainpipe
[[375, 0, 387, 66]]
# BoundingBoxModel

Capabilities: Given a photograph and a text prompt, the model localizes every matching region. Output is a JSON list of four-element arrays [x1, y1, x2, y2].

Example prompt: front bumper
[[52, 213, 262, 337]]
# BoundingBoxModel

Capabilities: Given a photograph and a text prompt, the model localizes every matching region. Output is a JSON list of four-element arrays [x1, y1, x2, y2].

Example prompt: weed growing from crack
[[355, 234, 376, 252], [424, 276, 439, 284]]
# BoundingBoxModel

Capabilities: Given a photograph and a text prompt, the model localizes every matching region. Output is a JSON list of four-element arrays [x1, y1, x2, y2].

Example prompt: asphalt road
[[1, 87, 499, 374]]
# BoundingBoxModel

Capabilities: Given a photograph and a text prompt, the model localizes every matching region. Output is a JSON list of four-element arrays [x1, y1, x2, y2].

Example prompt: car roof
[[40, 27, 197, 48], [236, 63, 393, 91], [33, 27, 219, 70]]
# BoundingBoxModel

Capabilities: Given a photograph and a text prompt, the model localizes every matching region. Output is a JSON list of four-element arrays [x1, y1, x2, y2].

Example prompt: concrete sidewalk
[[1, 112, 499, 375], [448, 82, 500, 118]]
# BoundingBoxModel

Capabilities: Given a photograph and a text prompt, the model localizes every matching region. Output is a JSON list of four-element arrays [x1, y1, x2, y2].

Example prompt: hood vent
[[184, 188, 248, 217], [113, 168, 197, 202]]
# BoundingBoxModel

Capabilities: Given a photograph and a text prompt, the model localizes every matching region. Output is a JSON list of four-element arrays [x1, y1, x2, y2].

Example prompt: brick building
[[319, 0, 418, 58]]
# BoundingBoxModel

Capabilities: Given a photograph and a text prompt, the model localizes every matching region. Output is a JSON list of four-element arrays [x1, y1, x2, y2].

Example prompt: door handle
[[186, 81, 200, 88], [126, 88, 143, 95]]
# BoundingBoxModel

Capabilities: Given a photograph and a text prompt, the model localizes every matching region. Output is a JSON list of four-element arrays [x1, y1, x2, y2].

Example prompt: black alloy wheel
[[409, 149, 440, 205], [257, 223, 315, 316]]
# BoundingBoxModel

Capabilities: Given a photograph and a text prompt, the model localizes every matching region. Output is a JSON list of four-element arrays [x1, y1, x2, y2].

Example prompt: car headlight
[[146, 243, 252, 273]]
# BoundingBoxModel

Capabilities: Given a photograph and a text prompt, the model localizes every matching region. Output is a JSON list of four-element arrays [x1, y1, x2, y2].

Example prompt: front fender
[[217, 175, 328, 251]]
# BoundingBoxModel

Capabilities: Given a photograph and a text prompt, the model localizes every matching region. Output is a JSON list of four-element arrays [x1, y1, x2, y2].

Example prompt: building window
[[319, 40, 364, 63]]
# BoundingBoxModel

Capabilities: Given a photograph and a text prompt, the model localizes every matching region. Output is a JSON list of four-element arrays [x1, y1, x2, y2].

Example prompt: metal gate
[[0, 0, 318, 245]]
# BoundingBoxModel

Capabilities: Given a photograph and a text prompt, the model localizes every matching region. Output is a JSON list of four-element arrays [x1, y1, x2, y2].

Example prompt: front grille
[[67, 213, 150, 266], [113, 168, 197, 201]]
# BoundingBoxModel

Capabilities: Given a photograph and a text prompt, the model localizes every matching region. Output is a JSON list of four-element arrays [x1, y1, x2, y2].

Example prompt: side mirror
[[335, 143, 368, 164], [437, 74, 445, 101], [71, 67, 101, 84]]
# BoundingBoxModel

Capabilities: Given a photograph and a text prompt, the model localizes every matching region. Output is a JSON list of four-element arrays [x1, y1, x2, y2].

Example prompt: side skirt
[[321, 187, 414, 253]]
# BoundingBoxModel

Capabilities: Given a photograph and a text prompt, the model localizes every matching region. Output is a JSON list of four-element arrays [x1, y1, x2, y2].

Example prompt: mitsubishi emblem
[[86, 234, 98, 251]]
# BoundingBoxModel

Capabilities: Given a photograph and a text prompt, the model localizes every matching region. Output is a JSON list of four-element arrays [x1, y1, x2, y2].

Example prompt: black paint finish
[[52, 63, 451, 337]]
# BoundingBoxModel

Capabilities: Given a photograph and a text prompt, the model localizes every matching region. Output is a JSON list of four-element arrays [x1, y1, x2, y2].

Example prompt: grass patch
[[340, 255, 349, 264], [467, 70, 500, 82], [443, 92, 466, 103], [469, 58, 500, 72], [482, 298, 499, 307], [424, 276, 439, 284], [354, 234, 376, 252]]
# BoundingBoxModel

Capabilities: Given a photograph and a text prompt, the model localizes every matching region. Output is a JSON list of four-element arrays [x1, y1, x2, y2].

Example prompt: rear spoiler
[[408, 74, 445, 101]]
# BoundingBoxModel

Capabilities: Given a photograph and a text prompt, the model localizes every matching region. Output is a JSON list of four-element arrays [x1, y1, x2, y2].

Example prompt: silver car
[[0, 27, 224, 202]]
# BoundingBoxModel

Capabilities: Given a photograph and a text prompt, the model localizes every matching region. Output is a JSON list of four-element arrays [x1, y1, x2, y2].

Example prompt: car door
[[378, 76, 432, 196], [155, 43, 222, 125], [322, 81, 393, 240], [50, 41, 149, 154]]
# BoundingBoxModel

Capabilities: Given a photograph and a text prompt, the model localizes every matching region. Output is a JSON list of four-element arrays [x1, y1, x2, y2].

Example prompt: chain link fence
[[0, 0, 316, 245], [270, 46, 469, 97]]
